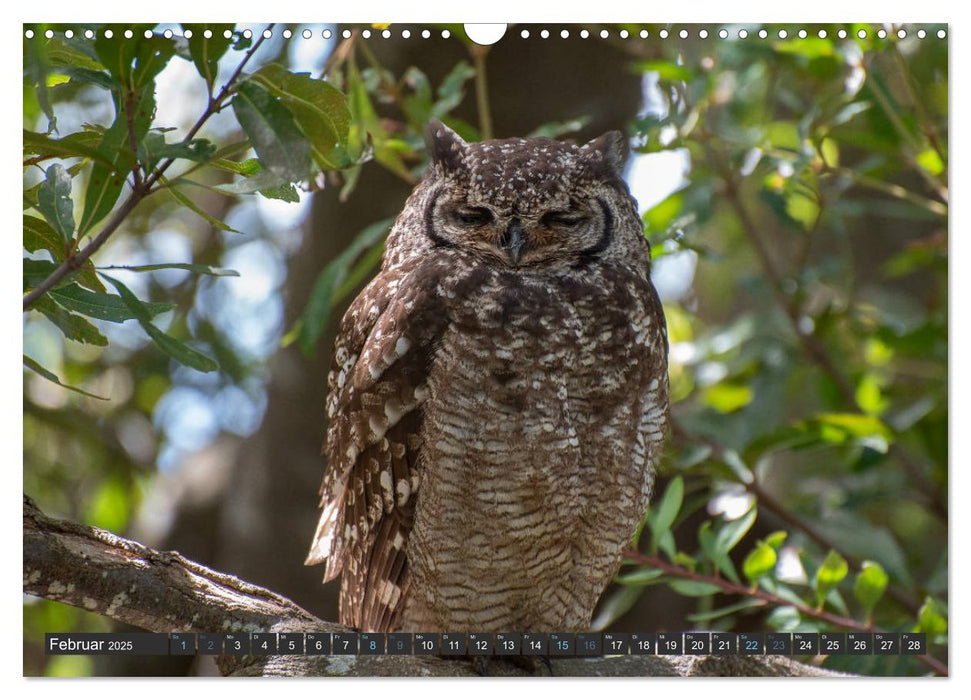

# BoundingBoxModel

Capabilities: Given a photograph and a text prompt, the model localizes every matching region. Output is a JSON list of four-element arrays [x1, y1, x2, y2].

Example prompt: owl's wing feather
[[306, 258, 451, 631]]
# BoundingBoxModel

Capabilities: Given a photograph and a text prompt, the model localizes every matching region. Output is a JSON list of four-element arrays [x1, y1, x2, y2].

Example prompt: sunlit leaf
[[853, 560, 888, 616], [814, 550, 849, 606], [917, 597, 948, 637], [743, 541, 778, 583]]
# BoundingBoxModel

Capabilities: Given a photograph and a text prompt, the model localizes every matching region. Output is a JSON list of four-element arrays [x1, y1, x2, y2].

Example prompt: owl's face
[[408, 121, 648, 273]]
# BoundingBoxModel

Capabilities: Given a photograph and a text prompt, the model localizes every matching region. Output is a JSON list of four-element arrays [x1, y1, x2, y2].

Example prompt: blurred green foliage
[[23, 23, 947, 677], [601, 22, 947, 677]]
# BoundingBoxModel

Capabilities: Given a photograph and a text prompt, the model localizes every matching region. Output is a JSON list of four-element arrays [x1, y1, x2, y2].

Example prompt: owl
[[306, 121, 669, 634]]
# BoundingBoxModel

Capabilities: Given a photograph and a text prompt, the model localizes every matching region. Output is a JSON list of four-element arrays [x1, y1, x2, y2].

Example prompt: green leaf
[[853, 560, 888, 616], [94, 29, 176, 89], [46, 38, 106, 72], [259, 183, 300, 202], [159, 176, 238, 232], [699, 520, 740, 583], [743, 541, 778, 583], [33, 296, 107, 346], [98, 263, 238, 276], [295, 217, 392, 355], [24, 33, 56, 131], [714, 507, 757, 557], [48, 284, 174, 323], [36, 164, 75, 246], [814, 550, 849, 606], [23, 129, 116, 167], [432, 60, 477, 118], [139, 133, 217, 168], [23, 215, 63, 257], [209, 156, 262, 177], [183, 23, 234, 90], [249, 65, 351, 169], [102, 275, 218, 372], [916, 597, 947, 636], [231, 80, 311, 182], [23, 355, 107, 400], [649, 476, 683, 552], [764, 531, 788, 550], [668, 579, 722, 597], [615, 566, 665, 585]]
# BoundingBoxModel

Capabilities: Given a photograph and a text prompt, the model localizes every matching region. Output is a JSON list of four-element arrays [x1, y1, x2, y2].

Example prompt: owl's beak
[[501, 220, 525, 266]]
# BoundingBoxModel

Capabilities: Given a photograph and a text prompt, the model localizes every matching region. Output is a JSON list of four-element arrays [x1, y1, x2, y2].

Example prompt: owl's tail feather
[[305, 497, 344, 582]]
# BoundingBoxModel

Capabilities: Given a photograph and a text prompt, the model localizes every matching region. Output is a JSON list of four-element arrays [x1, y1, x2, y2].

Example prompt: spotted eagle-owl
[[306, 121, 669, 633]]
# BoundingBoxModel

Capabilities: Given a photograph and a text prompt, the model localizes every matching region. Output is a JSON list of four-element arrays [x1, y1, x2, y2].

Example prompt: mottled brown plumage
[[306, 121, 669, 633]]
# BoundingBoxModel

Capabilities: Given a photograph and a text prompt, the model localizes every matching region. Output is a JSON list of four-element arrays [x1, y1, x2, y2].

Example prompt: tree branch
[[23, 495, 844, 677]]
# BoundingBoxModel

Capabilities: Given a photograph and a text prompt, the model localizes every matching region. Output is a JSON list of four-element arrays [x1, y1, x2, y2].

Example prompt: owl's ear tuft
[[424, 120, 468, 173], [581, 131, 627, 177]]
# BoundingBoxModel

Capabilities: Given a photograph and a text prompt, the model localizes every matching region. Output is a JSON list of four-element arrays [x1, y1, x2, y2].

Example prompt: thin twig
[[622, 549, 947, 676], [23, 27, 272, 312]]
